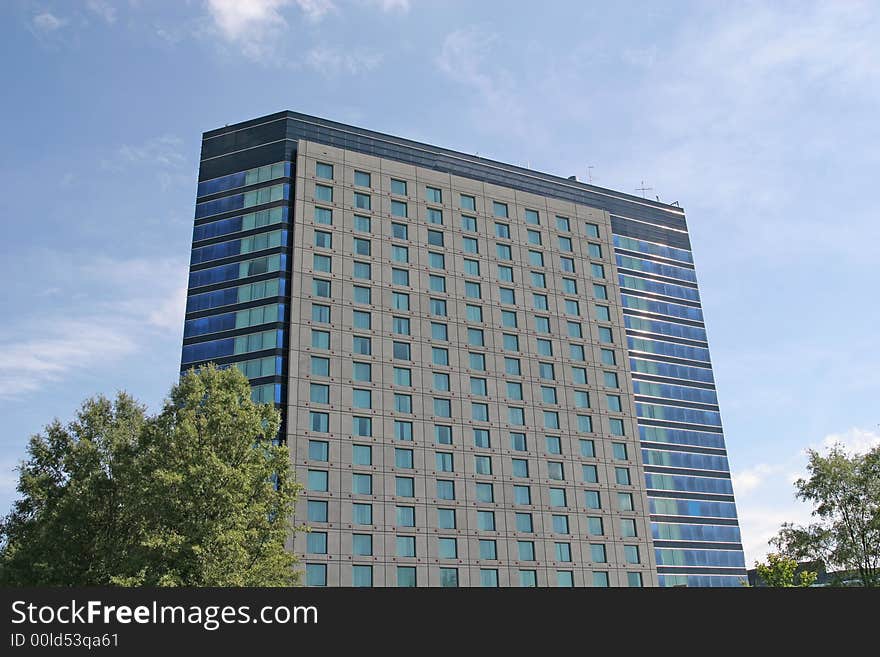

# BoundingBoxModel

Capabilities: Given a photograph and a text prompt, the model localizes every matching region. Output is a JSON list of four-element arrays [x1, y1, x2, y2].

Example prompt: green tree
[[771, 444, 880, 588], [754, 553, 817, 587], [0, 365, 302, 586]]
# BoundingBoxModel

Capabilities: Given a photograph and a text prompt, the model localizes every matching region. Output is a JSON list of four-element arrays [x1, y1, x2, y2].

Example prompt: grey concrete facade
[[287, 139, 658, 587]]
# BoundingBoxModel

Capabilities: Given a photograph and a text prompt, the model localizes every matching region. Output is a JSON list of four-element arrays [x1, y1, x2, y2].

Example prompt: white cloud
[[87, 0, 118, 24], [32, 12, 65, 32], [203, 0, 336, 60], [115, 135, 186, 168], [362, 0, 410, 11], [0, 255, 188, 402], [306, 46, 382, 75], [435, 27, 533, 143], [815, 427, 880, 456], [731, 463, 782, 496], [737, 502, 813, 568]]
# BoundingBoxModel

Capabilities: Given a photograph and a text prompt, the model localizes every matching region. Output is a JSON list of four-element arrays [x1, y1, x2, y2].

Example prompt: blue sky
[[1, 0, 878, 566]]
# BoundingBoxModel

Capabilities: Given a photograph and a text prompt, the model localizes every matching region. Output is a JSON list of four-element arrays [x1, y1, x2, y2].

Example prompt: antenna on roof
[[635, 180, 653, 198], [587, 165, 596, 184]]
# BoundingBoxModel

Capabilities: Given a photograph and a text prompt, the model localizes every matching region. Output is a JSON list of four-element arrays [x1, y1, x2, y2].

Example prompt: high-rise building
[[181, 111, 746, 587]]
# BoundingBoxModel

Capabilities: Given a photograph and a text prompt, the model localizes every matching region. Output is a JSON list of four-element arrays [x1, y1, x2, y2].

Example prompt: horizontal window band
[[193, 199, 291, 227], [656, 566, 748, 575], [613, 247, 696, 271], [189, 245, 290, 273], [640, 441, 728, 456], [619, 287, 703, 309], [185, 295, 288, 321], [648, 490, 736, 502], [625, 329, 709, 349], [651, 515, 740, 527], [644, 465, 731, 479], [621, 308, 706, 329], [186, 270, 287, 296], [182, 321, 287, 346], [631, 373, 717, 391], [635, 395, 720, 412], [192, 221, 291, 249], [180, 349, 287, 369], [653, 540, 744, 551], [617, 266, 699, 289]]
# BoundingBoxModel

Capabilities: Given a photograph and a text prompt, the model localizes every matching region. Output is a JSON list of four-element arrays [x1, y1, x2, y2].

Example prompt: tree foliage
[[771, 444, 880, 588], [0, 365, 301, 586], [754, 553, 817, 587]]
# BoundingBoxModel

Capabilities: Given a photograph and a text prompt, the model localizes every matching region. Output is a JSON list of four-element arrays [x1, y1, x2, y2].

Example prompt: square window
[[429, 251, 445, 269], [515, 513, 533, 533], [510, 433, 527, 451], [352, 565, 373, 587], [518, 540, 535, 561], [394, 420, 413, 441], [426, 186, 443, 204], [395, 448, 414, 469], [396, 505, 415, 525], [352, 335, 371, 355], [621, 518, 638, 538], [481, 569, 499, 587], [512, 459, 529, 478], [353, 503, 372, 525], [354, 170, 371, 187], [310, 412, 329, 432], [463, 258, 480, 276], [613, 442, 629, 460], [497, 264, 513, 281], [475, 481, 494, 502], [604, 371, 620, 388], [391, 178, 407, 195], [427, 207, 443, 224], [352, 444, 372, 465], [627, 572, 643, 588], [314, 207, 332, 225], [568, 321, 583, 338], [393, 341, 411, 360], [585, 490, 602, 509], [588, 243, 602, 258], [392, 316, 410, 335], [352, 361, 371, 382], [433, 372, 450, 391], [474, 455, 492, 475], [396, 477, 415, 498], [474, 428, 491, 448], [496, 243, 512, 260], [546, 435, 562, 453], [354, 192, 371, 211], [591, 263, 606, 279], [438, 508, 456, 529], [427, 229, 444, 247], [306, 563, 326, 587], [582, 464, 598, 483], [556, 542, 572, 562], [437, 479, 455, 500], [601, 348, 617, 366], [552, 514, 569, 534], [308, 500, 328, 522], [352, 473, 372, 495], [514, 484, 531, 505], [549, 487, 567, 507], [495, 222, 510, 238], [434, 424, 452, 444], [391, 200, 407, 217], [598, 326, 614, 343], [616, 467, 631, 485], [353, 214, 371, 232], [308, 440, 329, 461], [352, 285, 371, 305], [353, 416, 372, 437], [580, 439, 595, 457], [440, 568, 459, 588], [588, 516, 604, 535], [316, 162, 333, 180], [397, 567, 417, 587], [311, 356, 330, 377], [618, 492, 634, 511], [314, 230, 332, 248], [527, 229, 542, 245], [431, 322, 448, 341], [315, 184, 333, 202], [477, 510, 495, 531], [625, 545, 641, 564], [429, 274, 446, 292], [591, 544, 607, 563], [352, 388, 372, 409], [461, 214, 478, 231], [460, 194, 476, 211], [312, 304, 330, 323], [392, 268, 410, 286], [479, 539, 497, 560], [585, 222, 600, 238], [352, 310, 371, 330], [391, 223, 408, 242], [307, 469, 328, 491], [524, 209, 539, 224], [493, 201, 508, 218]]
